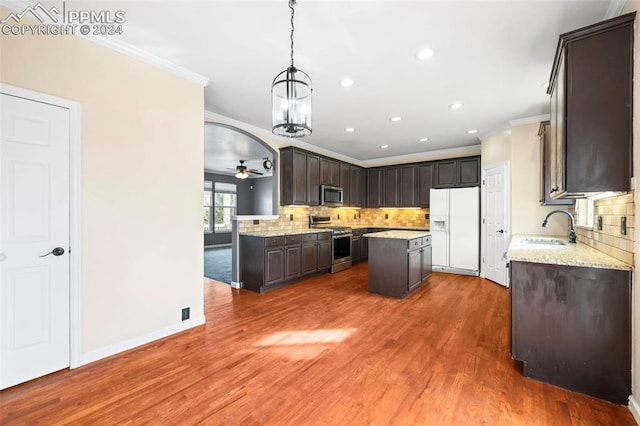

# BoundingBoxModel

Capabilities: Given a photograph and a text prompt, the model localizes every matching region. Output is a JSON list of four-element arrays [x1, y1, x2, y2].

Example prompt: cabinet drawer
[[422, 235, 431, 246], [286, 235, 301, 245], [408, 238, 422, 250], [302, 233, 318, 242], [265, 237, 285, 247], [318, 232, 331, 241]]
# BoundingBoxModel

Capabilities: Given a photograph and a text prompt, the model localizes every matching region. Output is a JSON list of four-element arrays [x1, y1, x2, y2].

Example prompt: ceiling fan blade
[[247, 170, 264, 175]]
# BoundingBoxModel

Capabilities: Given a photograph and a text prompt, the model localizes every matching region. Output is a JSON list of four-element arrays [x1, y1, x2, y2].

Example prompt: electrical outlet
[[621, 216, 627, 235], [289, 214, 293, 221], [337, 214, 340, 220], [253, 219, 259, 225], [353, 214, 356, 219], [425, 214, 429, 220], [385, 213, 389, 219], [358, 213, 361, 219], [181, 307, 190, 321], [597, 216, 602, 231]]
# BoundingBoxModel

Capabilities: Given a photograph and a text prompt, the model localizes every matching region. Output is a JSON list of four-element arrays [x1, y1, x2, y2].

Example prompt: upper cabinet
[[548, 12, 634, 198], [367, 168, 383, 208], [538, 121, 573, 206], [280, 148, 308, 206], [320, 158, 340, 187], [433, 156, 481, 188], [349, 165, 366, 207]]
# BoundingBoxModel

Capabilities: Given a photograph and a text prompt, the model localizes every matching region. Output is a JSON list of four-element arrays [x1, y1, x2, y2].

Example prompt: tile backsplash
[[238, 206, 430, 234], [571, 192, 635, 265]]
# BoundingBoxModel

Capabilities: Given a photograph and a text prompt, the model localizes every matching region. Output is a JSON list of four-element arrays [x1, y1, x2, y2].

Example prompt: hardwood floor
[[1, 262, 635, 425]]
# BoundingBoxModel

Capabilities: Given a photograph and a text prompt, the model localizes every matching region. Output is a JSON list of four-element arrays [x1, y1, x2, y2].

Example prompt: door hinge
[[482, 257, 485, 263], [482, 179, 485, 185]]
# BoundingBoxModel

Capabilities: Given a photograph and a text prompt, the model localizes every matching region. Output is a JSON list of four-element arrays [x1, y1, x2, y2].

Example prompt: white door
[[483, 163, 508, 286], [429, 189, 449, 268], [449, 187, 479, 272], [0, 94, 70, 389]]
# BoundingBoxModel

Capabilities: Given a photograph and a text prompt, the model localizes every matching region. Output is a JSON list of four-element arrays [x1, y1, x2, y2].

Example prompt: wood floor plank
[[0, 262, 635, 425]]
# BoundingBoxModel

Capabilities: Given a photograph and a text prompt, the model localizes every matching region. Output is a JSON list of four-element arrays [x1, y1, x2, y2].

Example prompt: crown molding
[[604, 0, 627, 19], [0, 0, 208, 87], [509, 114, 550, 127], [361, 145, 482, 168]]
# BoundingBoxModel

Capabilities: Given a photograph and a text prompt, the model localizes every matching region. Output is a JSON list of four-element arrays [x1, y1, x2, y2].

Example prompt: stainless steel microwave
[[320, 185, 343, 206]]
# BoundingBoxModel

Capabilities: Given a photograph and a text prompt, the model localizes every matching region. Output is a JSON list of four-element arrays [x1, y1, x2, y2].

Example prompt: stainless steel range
[[309, 216, 353, 273]]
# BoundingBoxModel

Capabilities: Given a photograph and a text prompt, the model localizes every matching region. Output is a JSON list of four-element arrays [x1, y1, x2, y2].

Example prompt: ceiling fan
[[227, 160, 263, 180]]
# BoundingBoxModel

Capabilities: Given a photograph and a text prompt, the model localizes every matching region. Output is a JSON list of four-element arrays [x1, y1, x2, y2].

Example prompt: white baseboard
[[75, 315, 206, 367], [230, 281, 242, 289], [629, 395, 640, 423]]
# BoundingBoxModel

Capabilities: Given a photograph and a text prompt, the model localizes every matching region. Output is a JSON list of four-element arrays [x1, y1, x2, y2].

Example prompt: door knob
[[496, 229, 504, 234], [40, 247, 65, 257]]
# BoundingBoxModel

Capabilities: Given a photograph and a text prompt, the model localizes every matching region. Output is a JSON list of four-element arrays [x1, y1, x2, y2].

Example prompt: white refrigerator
[[429, 187, 480, 276]]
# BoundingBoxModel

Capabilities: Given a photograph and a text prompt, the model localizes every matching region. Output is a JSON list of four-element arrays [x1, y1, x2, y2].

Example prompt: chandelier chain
[[289, 0, 296, 67]]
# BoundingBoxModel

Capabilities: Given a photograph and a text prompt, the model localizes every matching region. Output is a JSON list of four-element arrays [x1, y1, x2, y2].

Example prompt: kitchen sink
[[521, 237, 568, 246]]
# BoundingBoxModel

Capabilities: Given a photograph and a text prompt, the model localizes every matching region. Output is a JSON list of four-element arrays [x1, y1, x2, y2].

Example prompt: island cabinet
[[510, 261, 631, 404], [240, 232, 331, 293], [367, 231, 432, 299], [548, 12, 634, 198]]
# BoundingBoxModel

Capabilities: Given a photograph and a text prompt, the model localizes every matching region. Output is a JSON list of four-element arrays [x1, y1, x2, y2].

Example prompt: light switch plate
[[597, 216, 602, 231], [621, 216, 627, 235]]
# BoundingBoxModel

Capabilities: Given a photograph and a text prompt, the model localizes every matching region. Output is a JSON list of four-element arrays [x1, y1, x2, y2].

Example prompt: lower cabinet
[[240, 232, 331, 293], [351, 235, 362, 262], [510, 261, 631, 404], [368, 234, 432, 298]]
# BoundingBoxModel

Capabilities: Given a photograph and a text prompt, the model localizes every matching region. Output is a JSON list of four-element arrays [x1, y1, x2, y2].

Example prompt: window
[[575, 198, 594, 228], [214, 182, 237, 233], [204, 181, 213, 233]]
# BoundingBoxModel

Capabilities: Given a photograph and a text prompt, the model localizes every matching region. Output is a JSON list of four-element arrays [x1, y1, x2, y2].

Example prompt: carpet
[[204, 247, 232, 284]]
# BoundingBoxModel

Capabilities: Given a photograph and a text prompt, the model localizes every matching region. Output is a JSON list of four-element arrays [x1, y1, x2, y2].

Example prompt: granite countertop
[[241, 229, 332, 237], [507, 235, 632, 271], [363, 230, 431, 240], [352, 226, 429, 230]]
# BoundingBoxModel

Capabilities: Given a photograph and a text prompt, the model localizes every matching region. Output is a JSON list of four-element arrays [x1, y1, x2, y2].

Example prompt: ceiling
[[67, 0, 619, 166]]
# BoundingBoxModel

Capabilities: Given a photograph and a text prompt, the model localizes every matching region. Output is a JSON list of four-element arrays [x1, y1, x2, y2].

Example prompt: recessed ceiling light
[[341, 78, 354, 87], [381, 145, 389, 149], [419, 138, 428, 142], [390, 116, 402, 122], [345, 127, 355, 132], [467, 129, 478, 134], [449, 103, 463, 109], [416, 49, 434, 60]]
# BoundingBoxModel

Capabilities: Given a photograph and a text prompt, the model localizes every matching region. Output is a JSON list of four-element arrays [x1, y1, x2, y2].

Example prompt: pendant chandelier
[[271, 0, 312, 138]]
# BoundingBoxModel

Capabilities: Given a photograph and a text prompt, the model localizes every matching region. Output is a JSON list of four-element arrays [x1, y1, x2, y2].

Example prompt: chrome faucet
[[542, 210, 576, 243]]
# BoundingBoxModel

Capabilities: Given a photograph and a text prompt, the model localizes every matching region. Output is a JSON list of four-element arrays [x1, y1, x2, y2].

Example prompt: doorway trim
[[481, 160, 510, 285], [0, 83, 82, 368]]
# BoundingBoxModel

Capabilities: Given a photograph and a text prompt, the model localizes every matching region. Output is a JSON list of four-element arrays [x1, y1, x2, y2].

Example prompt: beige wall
[[1, 9, 204, 355], [623, 0, 640, 414], [481, 122, 568, 239]]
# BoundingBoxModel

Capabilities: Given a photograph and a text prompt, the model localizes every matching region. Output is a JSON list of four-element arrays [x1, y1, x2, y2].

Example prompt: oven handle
[[332, 234, 353, 239]]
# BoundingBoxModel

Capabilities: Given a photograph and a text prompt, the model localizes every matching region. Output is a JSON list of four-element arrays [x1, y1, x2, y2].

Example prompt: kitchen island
[[365, 230, 432, 298], [507, 235, 632, 404]]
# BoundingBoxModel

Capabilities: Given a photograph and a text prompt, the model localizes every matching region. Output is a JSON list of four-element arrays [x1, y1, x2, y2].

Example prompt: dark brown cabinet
[[320, 158, 340, 186], [240, 232, 331, 293], [400, 165, 417, 206], [510, 261, 631, 404], [349, 165, 366, 207], [280, 148, 308, 205], [307, 154, 320, 205], [368, 234, 432, 299], [383, 167, 399, 207], [351, 235, 362, 262], [340, 162, 350, 205], [548, 13, 634, 198], [318, 233, 332, 270], [434, 156, 480, 188], [367, 168, 383, 208], [418, 163, 433, 207], [538, 121, 573, 206], [265, 247, 285, 286], [434, 160, 457, 188]]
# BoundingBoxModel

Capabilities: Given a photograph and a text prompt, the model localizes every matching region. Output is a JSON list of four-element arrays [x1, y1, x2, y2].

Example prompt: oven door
[[331, 234, 353, 272]]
